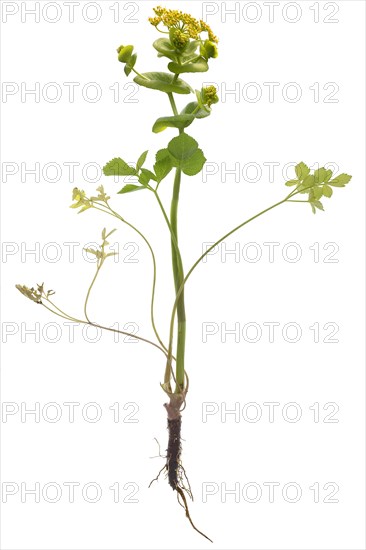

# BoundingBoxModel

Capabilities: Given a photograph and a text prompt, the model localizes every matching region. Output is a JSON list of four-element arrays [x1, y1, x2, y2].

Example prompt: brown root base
[[167, 416, 182, 490]]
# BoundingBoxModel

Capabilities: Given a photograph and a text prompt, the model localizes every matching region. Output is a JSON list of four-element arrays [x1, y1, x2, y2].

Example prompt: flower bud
[[169, 28, 189, 50], [117, 45, 134, 63], [200, 39, 218, 59], [201, 85, 219, 107]]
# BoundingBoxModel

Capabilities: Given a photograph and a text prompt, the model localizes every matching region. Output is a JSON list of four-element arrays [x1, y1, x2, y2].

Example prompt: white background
[[1, 1, 365, 549]]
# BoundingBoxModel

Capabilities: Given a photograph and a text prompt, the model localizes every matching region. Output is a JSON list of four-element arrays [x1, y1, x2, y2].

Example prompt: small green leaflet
[[139, 168, 157, 186], [117, 184, 146, 195], [136, 150, 148, 171], [101, 228, 117, 240], [103, 158, 137, 177], [295, 162, 310, 180], [322, 185, 333, 198], [313, 186, 323, 200], [154, 149, 173, 183], [328, 173, 352, 187]]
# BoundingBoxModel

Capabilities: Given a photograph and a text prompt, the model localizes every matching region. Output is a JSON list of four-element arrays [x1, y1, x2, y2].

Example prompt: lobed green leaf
[[168, 133, 198, 161], [103, 158, 137, 177]]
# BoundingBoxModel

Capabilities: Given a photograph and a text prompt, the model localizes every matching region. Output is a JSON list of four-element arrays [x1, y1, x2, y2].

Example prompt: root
[[165, 398, 213, 543], [176, 486, 213, 543], [149, 437, 166, 459], [148, 464, 166, 488]]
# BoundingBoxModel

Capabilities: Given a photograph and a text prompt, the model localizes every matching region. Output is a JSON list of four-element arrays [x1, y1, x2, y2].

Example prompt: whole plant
[[17, 6, 352, 542]]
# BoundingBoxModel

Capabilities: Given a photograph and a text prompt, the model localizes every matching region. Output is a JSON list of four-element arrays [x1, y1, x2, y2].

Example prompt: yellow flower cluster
[[202, 85, 219, 107], [149, 6, 218, 43]]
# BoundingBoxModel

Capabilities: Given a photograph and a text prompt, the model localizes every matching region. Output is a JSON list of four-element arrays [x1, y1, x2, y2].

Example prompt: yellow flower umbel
[[149, 6, 218, 54]]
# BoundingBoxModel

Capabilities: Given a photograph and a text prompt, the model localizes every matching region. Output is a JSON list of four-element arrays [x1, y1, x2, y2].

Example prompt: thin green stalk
[[42, 300, 169, 357], [84, 260, 103, 323], [153, 190, 180, 256], [91, 202, 167, 353]]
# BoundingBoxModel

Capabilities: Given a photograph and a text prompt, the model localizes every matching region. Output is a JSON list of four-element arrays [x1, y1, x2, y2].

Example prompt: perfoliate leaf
[[153, 102, 211, 133], [168, 57, 208, 74], [180, 101, 211, 119], [322, 185, 333, 198], [181, 40, 200, 57], [328, 173, 352, 186], [153, 38, 176, 61], [181, 149, 206, 176], [136, 150, 148, 171], [133, 72, 192, 94], [168, 133, 198, 161], [117, 184, 146, 194], [103, 158, 137, 177], [152, 114, 196, 133], [295, 162, 310, 180]]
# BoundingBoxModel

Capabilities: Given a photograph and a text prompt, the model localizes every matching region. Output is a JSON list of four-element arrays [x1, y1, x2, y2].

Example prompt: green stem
[[169, 167, 186, 393], [165, 89, 187, 393], [131, 67, 148, 80], [153, 190, 181, 257], [168, 92, 179, 116]]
